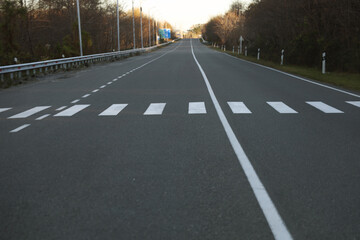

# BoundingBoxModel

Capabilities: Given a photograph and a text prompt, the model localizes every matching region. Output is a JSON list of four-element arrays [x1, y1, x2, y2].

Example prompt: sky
[[121, 0, 252, 31]]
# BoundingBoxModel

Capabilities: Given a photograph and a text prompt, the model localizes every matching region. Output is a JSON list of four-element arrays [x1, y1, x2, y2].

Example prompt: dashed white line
[[36, 114, 51, 120], [190, 39, 293, 240], [54, 104, 90, 117], [107, 82, 113, 85], [144, 103, 166, 115], [56, 106, 67, 111], [227, 102, 252, 114], [8, 106, 51, 119], [188, 102, 207, 114], [92, 89, 99, 93], [71, 99, 80, 104], [10, 124, 31, 133], [306, 101, 343, 113], [267, 102, 298, 114], [82, 94, 91, 98], [100, 85, 106, 88]]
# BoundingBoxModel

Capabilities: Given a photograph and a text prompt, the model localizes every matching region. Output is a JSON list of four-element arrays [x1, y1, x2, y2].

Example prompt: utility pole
[[153, 19, 155, 45], [140, 5, 143, 48], [116, 0, 120, 51], [76, 0, 83, 56], [148, 14, 151, 46], [132, 0, 136, 49]]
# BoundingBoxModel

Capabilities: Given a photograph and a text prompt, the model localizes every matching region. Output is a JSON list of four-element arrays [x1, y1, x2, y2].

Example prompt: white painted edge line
[[0, 108, 12, 113], [100, 85, 106, 88], [71, 99, 80, 104], [220, 51, 360, 99], [92, 89, 99, 93], [10, 124, 31, 133], [191, 39, 293, 240], [36, 114, 51, 120], [82, 94, 91, 98], [56, 106, 67, 111], [346, 101, 360, 108]]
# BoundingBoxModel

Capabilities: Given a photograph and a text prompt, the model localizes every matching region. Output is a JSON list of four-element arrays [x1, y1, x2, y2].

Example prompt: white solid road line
[[188, 102, 207, 114], [144, 103, 166, 115], [56, 106, 67, 111], [99, 104, 128, 116], [306, 101, 343, 113], [346, 101, 360, 108], [220, 50, 360, 99], [267, 102, 298, 114], [10, 124, 31, 133], [82, 94, 91, 98], [8, 106, 51, 119], [36, 114, 51, 120], [0, 108, 12, 113], [54, 104, 90, 117], [71, 99, 80, 104], [191, 39, 293, 240], [227, 102, 252, 114]]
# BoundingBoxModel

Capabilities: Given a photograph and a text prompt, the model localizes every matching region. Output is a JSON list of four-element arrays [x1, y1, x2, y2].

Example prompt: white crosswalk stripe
[[189, 102, 206, 114], [8, 106, 51, 119], [227, 102, 251, 114], [0, 108, 12, 113], [99, 104, 128, 116], [10, 124, 31, 133], [346, 101, 360, 108], [54, 105, 90, 117], [144, 103, 166, 115], [267, 102, 298, 114], [306, 101, 343, 113]]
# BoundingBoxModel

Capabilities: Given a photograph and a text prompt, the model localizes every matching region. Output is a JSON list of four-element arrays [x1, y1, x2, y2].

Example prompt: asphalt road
[[1, 39, 359, 240]]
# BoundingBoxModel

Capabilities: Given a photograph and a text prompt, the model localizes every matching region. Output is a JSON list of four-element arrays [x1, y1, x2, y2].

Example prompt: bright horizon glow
[[121, 0, 252, 31]]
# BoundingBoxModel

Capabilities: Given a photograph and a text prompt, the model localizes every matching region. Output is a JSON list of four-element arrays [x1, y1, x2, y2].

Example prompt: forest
[[0, 0, 174, 65], [201, 0, 360, 73]]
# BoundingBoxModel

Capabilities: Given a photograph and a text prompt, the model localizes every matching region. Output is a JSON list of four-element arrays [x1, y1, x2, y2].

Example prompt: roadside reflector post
[[281, 49, 284, 65], [245, 46, 247, 56], [322, 52, 326, 74], [233, 46, 234, 53], [257, 48, 260, 60]]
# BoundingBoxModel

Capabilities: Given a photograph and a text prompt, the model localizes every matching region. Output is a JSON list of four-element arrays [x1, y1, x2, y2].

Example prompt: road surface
[[1, 39, 359, 239]]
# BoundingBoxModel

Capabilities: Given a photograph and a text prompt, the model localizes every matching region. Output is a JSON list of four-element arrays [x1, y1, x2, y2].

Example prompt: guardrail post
[[10, 73, 14, 80], [26, 70, 30, 76], [18, 71, 22, 78], [1, 74, 3, 82], [33, 69, 36, 75], [39, 68, 42, 73]]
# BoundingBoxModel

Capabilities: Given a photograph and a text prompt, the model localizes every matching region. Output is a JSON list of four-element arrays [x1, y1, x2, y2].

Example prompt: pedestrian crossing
[[1, 101, 359, 119]]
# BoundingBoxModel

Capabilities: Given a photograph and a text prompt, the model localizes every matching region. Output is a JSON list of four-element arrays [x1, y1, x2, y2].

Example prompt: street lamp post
[[117, 0, 120, 51], [132, 0, 136, 49], [76, 0, 83, 56]]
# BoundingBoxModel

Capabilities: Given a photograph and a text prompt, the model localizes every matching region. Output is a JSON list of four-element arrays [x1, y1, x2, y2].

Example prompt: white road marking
[[267, 102, 298, 114], [122, 74, 126, 77], [54, 104, 90, 117], [113, 79, 117, 82], [71, 99, 80, 104], [227, 102, 252, 114], [306, 101, 343, 113], [8, 106, 51, 119], [188, 102, 206, 114], [82, 94, 91, 98], [36, 114, 51, 120], [99, 104, 128, 116], [144, 103, 166, 115], [191, 39, 293, 240], [10, 124, 31, 133], [100, 85, 106, 88], [92, 89, 99, 93], [107, 82, 113, 85], [0, 108, 12, 113], [56, 106, 67, 111], [221, 51, 360, 98], [113, 78, 117, 81], [346, 101, 360, 108]]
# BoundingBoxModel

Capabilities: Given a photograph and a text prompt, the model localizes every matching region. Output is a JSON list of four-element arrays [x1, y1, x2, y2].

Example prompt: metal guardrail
[[0, 42, 170, 81]]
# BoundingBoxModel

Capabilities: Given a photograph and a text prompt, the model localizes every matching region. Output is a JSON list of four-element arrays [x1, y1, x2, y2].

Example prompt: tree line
[[201, 0, 360, 73], [0, 0, 174, 65]]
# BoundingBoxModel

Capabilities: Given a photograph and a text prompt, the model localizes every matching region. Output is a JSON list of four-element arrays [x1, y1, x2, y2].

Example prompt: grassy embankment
[[207, 44, 360, 92]]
